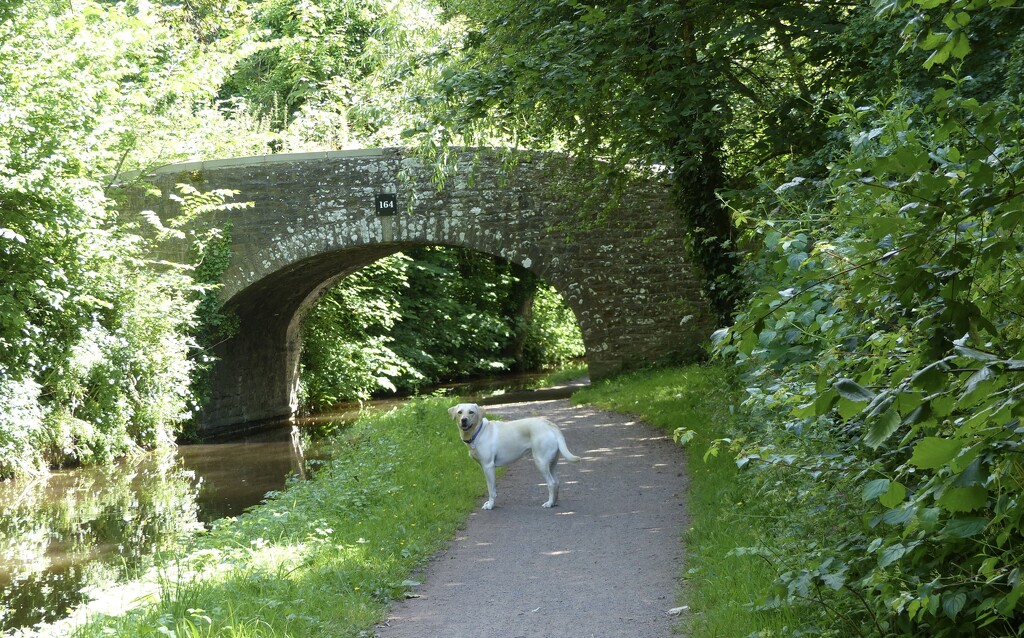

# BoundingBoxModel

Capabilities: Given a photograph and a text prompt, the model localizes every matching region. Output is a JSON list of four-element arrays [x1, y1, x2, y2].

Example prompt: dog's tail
[[557, 430, 581, 463]]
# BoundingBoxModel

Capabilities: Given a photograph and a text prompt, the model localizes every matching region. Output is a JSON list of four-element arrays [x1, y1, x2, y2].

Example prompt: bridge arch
[[127, 148, 713, 436]]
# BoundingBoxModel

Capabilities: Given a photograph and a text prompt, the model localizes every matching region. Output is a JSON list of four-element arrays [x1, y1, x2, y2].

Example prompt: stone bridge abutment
[[126, 148, 713, 437]]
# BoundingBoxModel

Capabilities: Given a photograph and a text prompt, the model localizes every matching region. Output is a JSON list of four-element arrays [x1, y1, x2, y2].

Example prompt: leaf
[[834, 378, 874, 402], [864, 406, 901, 448], [791, 402, 816, 418], [954, 344, 998, 362], [919, 30, 949, 51], [836, 397, 863, 420], [880, 482, 907, 508], [943, 590, 967, 619], [910, 359, 950, 391], [958, 365, 998, 409], [938, 486, 988, 513], [950, 32, 970, 60], [673, 428, 696, 446], [710, 327, 730, 348], [964, 364, 997, 394], [786, 252, 808, 271], [942, 517, 988, 538], [909, 437, 962, 469], [879, 543, 910, 567], [865, 390, 894, 419], [814, 389, 838, 415], [924, 44, 951, 69], [862, 478, 891, 501], [879, 505, 916, 526], [739, 328, 758, 355], [820, 569, 846, 591]]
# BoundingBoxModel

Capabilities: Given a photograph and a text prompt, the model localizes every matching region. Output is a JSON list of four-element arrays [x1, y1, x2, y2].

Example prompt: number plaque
[[375, 193, 397, 216]]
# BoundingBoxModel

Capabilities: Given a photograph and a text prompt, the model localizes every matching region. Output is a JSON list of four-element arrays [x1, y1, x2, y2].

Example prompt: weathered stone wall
[[126, 147, 713, 436]]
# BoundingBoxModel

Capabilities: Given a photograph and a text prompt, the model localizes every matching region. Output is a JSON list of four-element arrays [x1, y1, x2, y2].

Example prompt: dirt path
[[375, 398, 690, 638]]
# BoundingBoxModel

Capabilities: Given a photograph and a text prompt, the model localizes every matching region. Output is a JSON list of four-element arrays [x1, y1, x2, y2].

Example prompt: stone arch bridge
[[125, 148, 713, 437]]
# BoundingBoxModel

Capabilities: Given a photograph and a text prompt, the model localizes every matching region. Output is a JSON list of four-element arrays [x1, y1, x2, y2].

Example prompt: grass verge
[[531, 363, 589, 388], [67, 397, 481, 638], [572, 363, 806, 637]]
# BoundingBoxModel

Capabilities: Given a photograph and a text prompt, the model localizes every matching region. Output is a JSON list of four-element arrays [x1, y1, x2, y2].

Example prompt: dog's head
[[448, 402, 484, 434]]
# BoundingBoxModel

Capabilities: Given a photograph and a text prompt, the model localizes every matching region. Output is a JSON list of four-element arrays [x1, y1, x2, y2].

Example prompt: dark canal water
[[0, 371, 583, 633]]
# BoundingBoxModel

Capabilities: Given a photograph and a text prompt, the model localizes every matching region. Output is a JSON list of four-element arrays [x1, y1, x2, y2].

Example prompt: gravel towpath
[[374, 398, 690, 638]]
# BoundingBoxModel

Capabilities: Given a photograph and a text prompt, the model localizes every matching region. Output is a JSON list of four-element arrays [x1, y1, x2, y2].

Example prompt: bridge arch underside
[[132, 148, 713, 436]]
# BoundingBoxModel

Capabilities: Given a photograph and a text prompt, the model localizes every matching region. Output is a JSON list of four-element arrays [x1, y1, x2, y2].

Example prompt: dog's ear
[[448, 405, 458, 419]]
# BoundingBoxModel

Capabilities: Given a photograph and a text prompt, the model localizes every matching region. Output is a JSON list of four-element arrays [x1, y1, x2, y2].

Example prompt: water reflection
[[0, 453, 202, 631], [178, 426, 309, 520], [0, 426, 310, 633]]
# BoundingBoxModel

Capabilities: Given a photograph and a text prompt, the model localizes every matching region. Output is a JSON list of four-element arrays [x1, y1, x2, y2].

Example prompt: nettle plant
[[713, 73, 1024, 636]]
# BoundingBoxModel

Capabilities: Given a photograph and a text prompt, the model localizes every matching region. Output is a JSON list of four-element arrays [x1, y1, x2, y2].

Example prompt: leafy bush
[[299, 254, 421, 408], [522, 284, 586, 369], [0, 0, 269, 476], [709, 3, 1024, 634]]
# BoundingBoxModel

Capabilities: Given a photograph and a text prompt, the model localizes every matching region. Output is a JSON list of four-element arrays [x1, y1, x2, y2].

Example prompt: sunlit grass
[[573, 363, 803, 637], [531, 363, 588, 388], [68, 397, 482, 638]]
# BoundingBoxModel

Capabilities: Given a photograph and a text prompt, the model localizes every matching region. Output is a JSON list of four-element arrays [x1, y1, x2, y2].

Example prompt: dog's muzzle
[[460, 418, 473, 431]]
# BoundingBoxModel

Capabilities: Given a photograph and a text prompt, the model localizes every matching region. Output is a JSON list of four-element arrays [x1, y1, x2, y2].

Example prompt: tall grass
[[573, 364, 807, 636], [69, 398, 481, 638]]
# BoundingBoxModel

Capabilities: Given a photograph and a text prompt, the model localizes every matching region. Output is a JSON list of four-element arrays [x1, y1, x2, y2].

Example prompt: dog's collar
[[462, 419, 485, 446]]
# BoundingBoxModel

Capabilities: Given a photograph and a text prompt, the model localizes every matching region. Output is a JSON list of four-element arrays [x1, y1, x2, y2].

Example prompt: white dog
[[448, 402, 580, 509]]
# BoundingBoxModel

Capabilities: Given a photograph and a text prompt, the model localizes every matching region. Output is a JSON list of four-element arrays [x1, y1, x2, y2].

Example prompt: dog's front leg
[[481, 462, 497, 510]]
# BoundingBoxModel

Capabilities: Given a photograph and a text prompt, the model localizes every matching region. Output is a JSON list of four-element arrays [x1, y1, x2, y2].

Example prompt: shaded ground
[[375, 398, 689, 638]]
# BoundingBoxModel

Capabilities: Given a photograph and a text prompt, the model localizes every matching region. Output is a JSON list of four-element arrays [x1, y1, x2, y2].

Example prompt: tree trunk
[[673, 135, 741, 327], [504, 263, 539, 371]]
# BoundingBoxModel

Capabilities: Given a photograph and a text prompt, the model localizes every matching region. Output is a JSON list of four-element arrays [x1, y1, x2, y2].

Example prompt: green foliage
[[387, 247, 523, 383], [0, 0, 269, 477], [0, 0, 584, 476], [299, 247, 584, 408], [521, 284, 586, 369], [299, 254, 419, 408], [8, 1, 1024, 632], [408, 0, 876, 323], [709, 2, 1024, 635], [220, 0, 453, 148], [157, 184, 248, 440], [221, 0, 382, 126]]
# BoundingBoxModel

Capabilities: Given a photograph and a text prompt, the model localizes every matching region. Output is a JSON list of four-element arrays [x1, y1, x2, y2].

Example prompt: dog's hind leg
[[535, 454, 560, 508]]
